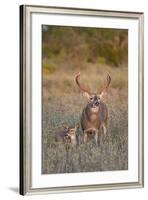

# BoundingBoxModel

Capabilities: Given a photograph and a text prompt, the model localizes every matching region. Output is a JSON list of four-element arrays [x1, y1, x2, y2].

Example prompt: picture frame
[[20, 5, 144, 195]]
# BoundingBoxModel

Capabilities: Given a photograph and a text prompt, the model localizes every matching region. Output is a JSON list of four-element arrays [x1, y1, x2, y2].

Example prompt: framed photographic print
[[20, 5, 144, 195]]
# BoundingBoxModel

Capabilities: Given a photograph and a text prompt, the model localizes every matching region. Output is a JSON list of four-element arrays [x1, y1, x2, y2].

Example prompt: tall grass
[[42, 64, 128, 174]]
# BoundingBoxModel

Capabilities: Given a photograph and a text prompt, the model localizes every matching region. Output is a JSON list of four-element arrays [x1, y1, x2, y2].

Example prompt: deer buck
[[75, 72, 111, 145]]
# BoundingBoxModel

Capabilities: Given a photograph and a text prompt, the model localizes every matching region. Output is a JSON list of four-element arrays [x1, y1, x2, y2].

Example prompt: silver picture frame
[[20, 5, 144, 195]]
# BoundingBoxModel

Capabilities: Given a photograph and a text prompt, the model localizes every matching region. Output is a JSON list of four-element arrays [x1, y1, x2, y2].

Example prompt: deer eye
[[90, 97, 93, 101]]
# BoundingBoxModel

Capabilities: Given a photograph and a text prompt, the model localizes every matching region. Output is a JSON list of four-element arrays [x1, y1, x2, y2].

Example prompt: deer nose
[[95, 101, 99, 106]]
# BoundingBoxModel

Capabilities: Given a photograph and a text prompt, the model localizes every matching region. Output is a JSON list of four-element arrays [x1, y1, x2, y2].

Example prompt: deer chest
[[90, 114, 98, 122], [82, 113, 100, 129]]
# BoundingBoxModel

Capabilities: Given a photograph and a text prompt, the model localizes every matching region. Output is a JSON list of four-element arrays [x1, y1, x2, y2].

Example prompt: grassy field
[[42, 64, 128, 174]]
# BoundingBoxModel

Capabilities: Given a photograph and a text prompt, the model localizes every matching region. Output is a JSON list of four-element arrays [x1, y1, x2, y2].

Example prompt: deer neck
[[70, 135, 77, 145], [85, 104, 99, 123]]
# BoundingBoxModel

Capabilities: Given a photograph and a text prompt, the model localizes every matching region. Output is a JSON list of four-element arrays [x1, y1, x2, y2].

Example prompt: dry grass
[[42, 64, 128, 174]]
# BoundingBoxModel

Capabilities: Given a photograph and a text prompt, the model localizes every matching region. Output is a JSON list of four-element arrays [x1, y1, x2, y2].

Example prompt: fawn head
[[62, 123, 79, 138]]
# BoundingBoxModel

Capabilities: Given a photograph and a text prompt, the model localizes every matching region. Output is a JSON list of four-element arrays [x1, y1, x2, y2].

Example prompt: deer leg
[[83, 130, 88, 143], [102, 123, 107, 136], [94, 130, 99, 146], [101, 122, 109, 142]]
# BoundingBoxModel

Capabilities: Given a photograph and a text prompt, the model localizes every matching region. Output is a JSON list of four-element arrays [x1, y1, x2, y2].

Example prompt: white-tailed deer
[[55, 123, 79, 146], [75, 72, 111, 145]]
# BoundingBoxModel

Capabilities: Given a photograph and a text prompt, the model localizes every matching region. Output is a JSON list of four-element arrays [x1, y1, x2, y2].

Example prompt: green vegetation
[[42, 25, 128, 72]]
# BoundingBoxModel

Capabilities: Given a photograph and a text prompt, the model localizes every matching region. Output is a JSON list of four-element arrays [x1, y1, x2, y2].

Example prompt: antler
[[99, 73, 111, 96], [75, 72, 91, 95], [105, 73, 111, 90]]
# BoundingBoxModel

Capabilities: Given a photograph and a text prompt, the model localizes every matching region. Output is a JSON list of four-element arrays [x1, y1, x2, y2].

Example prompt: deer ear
[[83, 92, 90, 99], [62, 123, 69, 130], [75, 123, 80, 130], [99, 91, 107, 99]]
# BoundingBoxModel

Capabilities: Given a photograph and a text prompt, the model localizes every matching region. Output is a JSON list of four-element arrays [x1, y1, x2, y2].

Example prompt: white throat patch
[[91, 107, 99, 113]]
